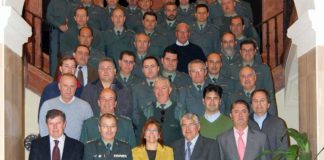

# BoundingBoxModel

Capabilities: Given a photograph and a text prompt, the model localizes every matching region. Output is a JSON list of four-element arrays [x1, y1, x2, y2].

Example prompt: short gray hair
[[180, 113, 200, 126]]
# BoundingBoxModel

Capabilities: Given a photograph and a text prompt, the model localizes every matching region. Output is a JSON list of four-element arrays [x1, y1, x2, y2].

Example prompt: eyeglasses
[[145, 129, 159, 133]]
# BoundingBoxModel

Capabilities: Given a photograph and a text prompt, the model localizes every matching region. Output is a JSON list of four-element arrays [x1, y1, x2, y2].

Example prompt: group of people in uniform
[[29, 0, 290, 159]]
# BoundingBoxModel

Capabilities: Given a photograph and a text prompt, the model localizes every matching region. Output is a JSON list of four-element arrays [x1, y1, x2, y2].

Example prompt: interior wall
[[3, 46, 24, 160]]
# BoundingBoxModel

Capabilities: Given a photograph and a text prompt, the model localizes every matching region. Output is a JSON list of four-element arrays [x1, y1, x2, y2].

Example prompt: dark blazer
[[29, 135, 84, 160], [249, 113, 289, 151], [172, 135, 218, 160], [216, 128, 270, 160], [87, 65, 98, 84]]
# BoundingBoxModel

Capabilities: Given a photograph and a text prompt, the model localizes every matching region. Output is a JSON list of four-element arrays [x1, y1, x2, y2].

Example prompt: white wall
[[24, 89, 40, 160]]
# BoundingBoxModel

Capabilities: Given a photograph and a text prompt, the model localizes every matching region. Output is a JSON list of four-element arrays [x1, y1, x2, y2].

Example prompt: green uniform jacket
[[84, 138, 132, 160], [103, 29, 135, 65], [80, 115, 136, 147], [189, 22, 221, 56]]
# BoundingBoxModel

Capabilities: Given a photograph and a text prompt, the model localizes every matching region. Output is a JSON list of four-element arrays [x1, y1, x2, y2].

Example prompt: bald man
[[165, 23, 206, 73], [227, 66, 277, 116]]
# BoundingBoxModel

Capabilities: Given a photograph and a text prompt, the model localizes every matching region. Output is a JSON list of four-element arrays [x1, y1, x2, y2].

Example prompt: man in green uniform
[[190, 3, 221, 56], [177, 0, 196, 24], [131, 57, 160, 140], [60, 7, 104, 56], [178, 59, 211, 116], [125, 0, 142, 30], [199, 84, 232, 139], [227, 66, 277, 116], [156, 2, 179, 45], [78, 27, 106, 69], [160, 48, 191, 89], [104, 0, 125, 30], [117, 51, 142, 90], [83, 113, 132, 160], [77, 0, 108, 31], [135, 12, 168, 58], [141, 77, 186, 145], [46, 0, 78, 75], [132, 33, 154, 78], [80, 88, 136, 147], [228, 40, 274, 94], [103, 8, 135, 66]]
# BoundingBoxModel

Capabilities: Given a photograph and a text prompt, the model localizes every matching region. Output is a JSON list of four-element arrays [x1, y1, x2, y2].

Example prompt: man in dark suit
[[73, 45, 98, 86], [249, 89, 289, 152], [172, 113, 218, 160], [216, 100, 270, 160], [83, 113, 132, 160], [81, 57, 133, 118], [29, 109, 84, 160]]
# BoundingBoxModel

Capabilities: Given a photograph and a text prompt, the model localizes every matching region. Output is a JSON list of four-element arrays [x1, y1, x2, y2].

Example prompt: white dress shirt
[[50, 134, 66, 160]]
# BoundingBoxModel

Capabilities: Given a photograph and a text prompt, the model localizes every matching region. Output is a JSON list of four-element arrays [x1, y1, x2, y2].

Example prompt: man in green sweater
[[199, 84, 233, 139]]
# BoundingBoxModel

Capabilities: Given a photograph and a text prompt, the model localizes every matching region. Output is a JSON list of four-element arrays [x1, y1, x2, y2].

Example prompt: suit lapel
[[40, 136, 51, 160], [228, 129, 240, 160], [62, 136, 72, 160], [244, 128, 255, 160], [191, 136, 203, 159], [178, 139, 186, 160]]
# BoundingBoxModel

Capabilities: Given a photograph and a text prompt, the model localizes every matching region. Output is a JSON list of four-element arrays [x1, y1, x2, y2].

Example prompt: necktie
[[169, 23, 172, 27], [237, 131, 245, 160], [52, 140, 60, 160], [185, 141, 192, 160], [246, 92, 251, 98], [183, 8, 187, 12], [149, 81, 154, 87], [212, 77, 217, 83], [123, 77, 127, 83], [168, 75, 172, 82], [200, 24, 204, 31], [117, 30, 121, 37], [160, 104, 166, 123], [106, 143, 111, 156], [77, 66, 84, 86], [147, 33, 152, 37], [197, 85, 202, 92]]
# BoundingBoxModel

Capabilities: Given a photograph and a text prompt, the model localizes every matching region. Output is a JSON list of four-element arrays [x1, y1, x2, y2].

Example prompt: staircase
[[22, 0, 297, 95]]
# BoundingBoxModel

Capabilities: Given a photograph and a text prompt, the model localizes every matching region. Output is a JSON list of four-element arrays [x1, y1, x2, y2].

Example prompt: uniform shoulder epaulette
[[126, 29, 136, 34], [86, 139, 97, 144], [116, 138, 129, 144], [119, 115, 131, 121]]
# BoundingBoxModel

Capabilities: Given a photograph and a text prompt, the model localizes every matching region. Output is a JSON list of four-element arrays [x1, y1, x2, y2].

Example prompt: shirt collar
[[156, 99, 172, 109], [162, 70, 176, 78], [186, 134, 199, 147], [204, 111, 221, 123], [176, 40, 189, 46], [114, 27, 124, 33], [50, 134, 65, 142], [120, 72, 130, 80], [244, 86, 256, 95], [208, 74, 219, 80], [180, 5, 189, 10], [243, 60, 254, 67], [234, 126, 248, 135], [101, 138, 114, 150], [253, 112, 267, 129], [59, 96, 75, 104]]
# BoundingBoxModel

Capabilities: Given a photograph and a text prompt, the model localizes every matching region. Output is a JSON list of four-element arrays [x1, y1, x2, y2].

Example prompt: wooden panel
[[298, 48, 317, 158], [4, 46, 24, 160], [26, 64, 53, 96]]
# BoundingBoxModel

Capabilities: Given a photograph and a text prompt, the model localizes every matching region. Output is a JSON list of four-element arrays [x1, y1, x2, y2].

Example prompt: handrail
[[254, 11, 284, 68], [23, 8, 50, 74]]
